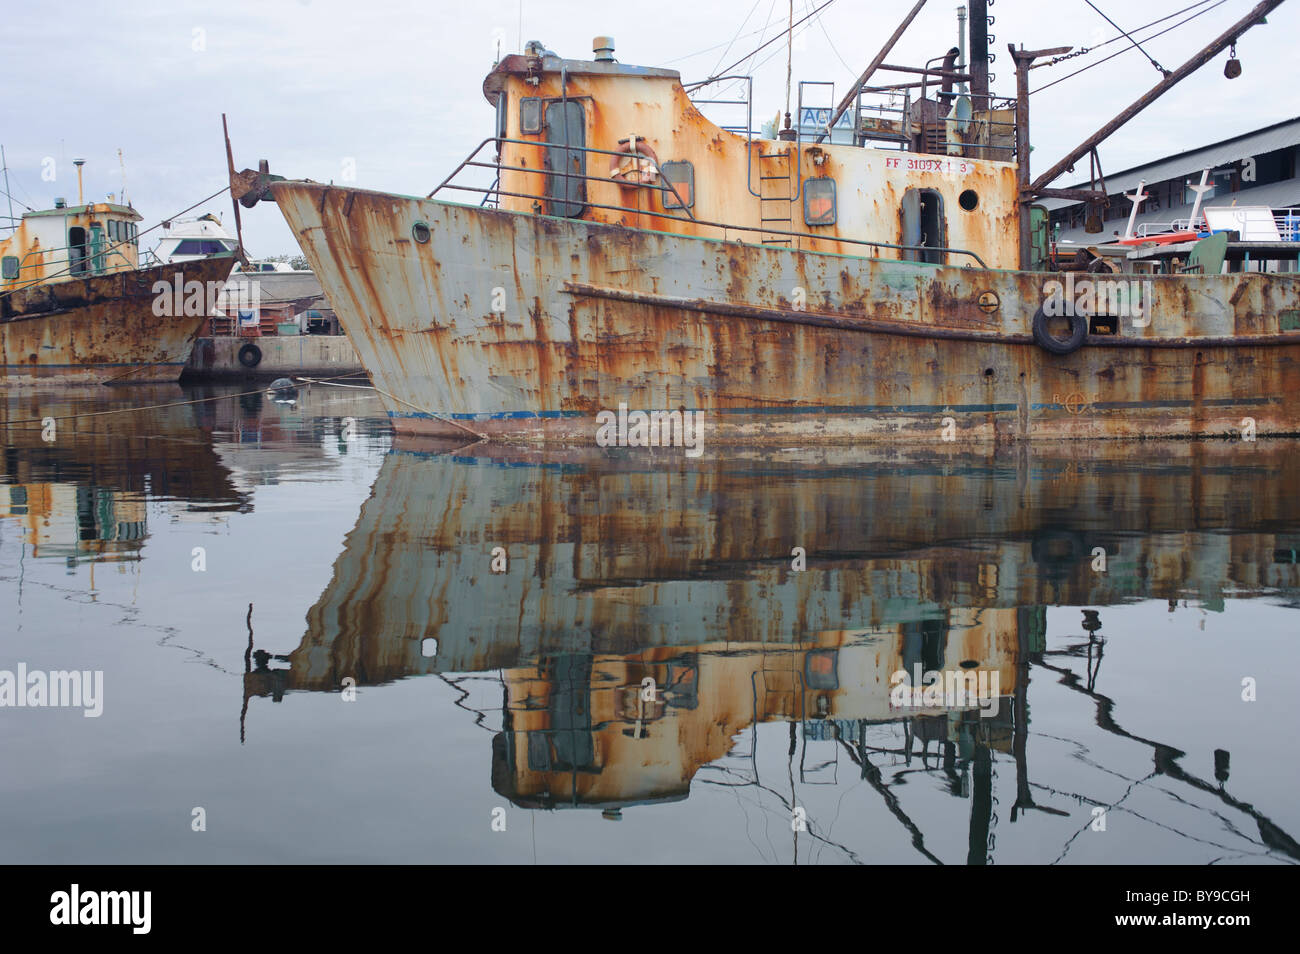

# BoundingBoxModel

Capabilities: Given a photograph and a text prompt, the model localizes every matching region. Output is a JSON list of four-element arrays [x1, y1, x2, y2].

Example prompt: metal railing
[[428, 135, 988, 267], [1134, 207, 1300, 241], [3, 241, 137, 288]]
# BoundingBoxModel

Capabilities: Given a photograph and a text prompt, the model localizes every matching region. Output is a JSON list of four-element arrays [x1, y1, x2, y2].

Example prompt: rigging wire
[[0, 186, 33, 215], [730, 0, 781, 90], [1032, 0, 1228, 95], [1083, 0, 1170, 76], [1033, 0, 1214, 68], [659, 2, 790, 65], [814, 0, 856, 73], [706, 0, 765, 78], [0, 184, 233, 301], [685, 0, 837, 90], [784, 0, 795, 122]]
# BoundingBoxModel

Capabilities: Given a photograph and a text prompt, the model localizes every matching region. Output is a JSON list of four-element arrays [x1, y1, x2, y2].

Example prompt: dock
[[182, 334, 365, 381]]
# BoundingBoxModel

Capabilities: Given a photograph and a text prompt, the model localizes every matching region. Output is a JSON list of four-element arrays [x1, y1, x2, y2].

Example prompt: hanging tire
[[238, 343, 263, 368], [1031, 305, 1087, 356]]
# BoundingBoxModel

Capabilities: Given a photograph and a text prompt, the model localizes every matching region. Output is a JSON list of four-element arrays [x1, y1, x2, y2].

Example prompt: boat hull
[[0, 255, 235, 384], [274, 182, 1300, 444]]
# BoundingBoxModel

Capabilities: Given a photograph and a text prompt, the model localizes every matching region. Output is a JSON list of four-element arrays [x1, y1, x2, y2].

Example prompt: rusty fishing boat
[[0, 161, 235, 384], [232, 0, 1299, 443]]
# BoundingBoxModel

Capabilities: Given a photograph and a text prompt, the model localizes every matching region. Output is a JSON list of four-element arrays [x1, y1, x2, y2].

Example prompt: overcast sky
[[0, 0, 1293, 256]]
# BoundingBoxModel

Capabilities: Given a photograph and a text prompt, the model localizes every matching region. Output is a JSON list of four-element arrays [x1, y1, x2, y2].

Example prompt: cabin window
[[172, 239, 231, 256], [1, 256, 17, 280], [959, 189, 979, 212], [900, 188, 947, 264], [128, 223, 137, 243], [804, 650, 839, 690], [519, 97, 542, 135], [495, 92, 509, 143], [660, 161, 694, 210], [544, 100, 586, 218], [107, 220, 117, 241], [803, 177, 837, 226]]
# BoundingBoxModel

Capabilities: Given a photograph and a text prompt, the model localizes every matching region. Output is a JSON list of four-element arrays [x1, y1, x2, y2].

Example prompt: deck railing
[[2, 241, 137, 288], [428, 135, 989, 267]]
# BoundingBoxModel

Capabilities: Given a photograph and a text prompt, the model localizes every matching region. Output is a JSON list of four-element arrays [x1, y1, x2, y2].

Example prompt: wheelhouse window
[[803, 177, 837, 226], [519, 97, 542, 135], [173, 239, 232, 256], [495, 91, 509, 142]]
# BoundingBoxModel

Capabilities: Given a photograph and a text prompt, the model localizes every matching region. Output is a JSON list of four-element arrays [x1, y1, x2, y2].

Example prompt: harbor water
[[0, 383, 1297, 864]]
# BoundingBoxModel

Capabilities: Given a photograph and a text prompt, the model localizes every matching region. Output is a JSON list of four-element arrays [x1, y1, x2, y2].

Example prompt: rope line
[[0, 371, 369, 428]]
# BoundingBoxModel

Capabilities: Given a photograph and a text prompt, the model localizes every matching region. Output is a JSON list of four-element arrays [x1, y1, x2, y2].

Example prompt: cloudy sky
[[0, 0, 1292, 255]]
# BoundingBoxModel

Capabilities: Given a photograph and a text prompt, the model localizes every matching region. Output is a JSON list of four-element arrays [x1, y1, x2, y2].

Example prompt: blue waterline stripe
[[388, 396, 1274, 421], [391, 403, 1019, 421]]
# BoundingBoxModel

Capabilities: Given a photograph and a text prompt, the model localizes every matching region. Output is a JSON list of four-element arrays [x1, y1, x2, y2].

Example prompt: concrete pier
[[182, 335, 365, 381]]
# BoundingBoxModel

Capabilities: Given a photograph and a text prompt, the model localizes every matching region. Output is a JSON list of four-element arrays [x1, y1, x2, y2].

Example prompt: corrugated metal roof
[[1053, 176, 1300, 246], [1041, 116, 1300, 211]]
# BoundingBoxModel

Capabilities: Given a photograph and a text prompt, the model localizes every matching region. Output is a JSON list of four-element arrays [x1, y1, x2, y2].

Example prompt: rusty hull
[[0, 255, 235, 384], [274, 181, 1300, 443]]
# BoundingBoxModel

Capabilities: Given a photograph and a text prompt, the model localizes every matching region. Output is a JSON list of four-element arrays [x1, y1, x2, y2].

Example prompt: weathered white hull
[[274, 181, 1300, 445]]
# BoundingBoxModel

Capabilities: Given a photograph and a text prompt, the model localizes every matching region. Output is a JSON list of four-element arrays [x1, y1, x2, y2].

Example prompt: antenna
[[1, 145, 14, 233], [117, 148, 128, 205]]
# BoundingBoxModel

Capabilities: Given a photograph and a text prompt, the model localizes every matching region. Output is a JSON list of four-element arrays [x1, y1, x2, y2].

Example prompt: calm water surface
[[1, 382, 1297, 864]]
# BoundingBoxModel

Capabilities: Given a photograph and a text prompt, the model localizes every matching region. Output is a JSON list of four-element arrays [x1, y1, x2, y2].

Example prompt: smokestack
[[73, 158, 86, 207], [593, 36, 614, 61]]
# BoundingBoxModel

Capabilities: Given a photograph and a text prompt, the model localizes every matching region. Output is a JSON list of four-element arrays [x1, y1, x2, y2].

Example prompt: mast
[[815, 0, 928, 144], [968, 0, 989, 112], [0, 145, 14, 232]]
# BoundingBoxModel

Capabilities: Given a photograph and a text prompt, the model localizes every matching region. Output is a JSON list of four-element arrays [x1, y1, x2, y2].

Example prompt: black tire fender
[[237, 342, 263, 368], [1032, 305, 1087, 356]]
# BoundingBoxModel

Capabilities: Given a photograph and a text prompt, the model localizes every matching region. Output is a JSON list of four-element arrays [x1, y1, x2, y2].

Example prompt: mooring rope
[[0, 371, 372, 428]]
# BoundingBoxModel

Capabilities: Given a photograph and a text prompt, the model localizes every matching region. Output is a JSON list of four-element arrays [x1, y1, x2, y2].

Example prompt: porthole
[[412, 221, 431, 244], [959, 189, 979, 212]]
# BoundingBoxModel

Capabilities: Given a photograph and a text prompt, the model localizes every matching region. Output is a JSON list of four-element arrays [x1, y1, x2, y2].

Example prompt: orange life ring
[[609, 137, 660, 184]]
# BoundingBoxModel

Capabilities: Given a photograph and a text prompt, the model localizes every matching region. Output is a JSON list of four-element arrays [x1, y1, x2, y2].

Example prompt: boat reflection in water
[[0, 383, 385, 568], [0, 387, 246, 569], [246, 439, 1300, 863]]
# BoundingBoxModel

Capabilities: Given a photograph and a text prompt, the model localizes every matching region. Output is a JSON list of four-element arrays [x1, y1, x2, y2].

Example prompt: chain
[[1035, 46, 1090, 69]]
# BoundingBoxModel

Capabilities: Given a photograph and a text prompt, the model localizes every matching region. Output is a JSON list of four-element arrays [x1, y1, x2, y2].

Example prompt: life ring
[[1031, 305, 1087, 356], [609, 137, 660, 184], [238, 343, 263, 368]]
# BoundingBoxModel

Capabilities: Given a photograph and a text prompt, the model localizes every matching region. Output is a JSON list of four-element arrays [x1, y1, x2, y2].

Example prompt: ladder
[[758, 150, 794, 246]]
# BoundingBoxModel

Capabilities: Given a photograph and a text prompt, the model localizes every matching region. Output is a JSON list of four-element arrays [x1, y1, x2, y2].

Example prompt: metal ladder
[[758, 150, 794, 246]]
